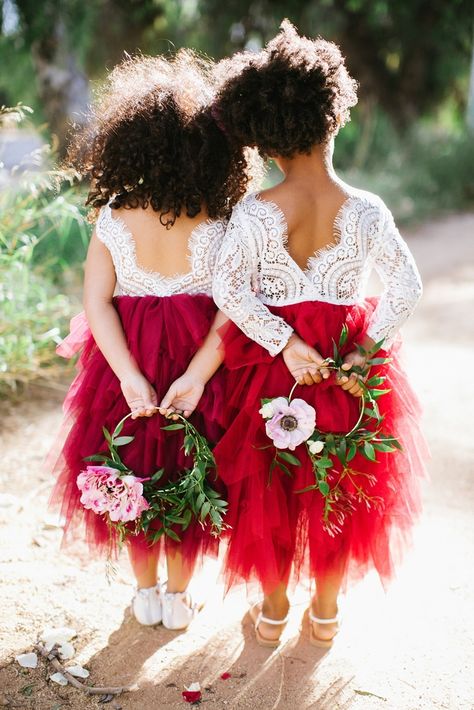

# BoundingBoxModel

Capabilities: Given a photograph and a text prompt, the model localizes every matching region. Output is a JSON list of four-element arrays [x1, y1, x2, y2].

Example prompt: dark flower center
[[280, 415, 298, 431]]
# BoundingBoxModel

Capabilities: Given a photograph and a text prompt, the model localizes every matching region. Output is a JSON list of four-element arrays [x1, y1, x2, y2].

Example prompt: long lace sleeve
[[213, 203, 294, 356], [367, 204, 422, 348]]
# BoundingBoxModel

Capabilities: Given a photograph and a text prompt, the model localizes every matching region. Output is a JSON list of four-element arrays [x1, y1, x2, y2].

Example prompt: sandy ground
[[1, 212, 473, 710]]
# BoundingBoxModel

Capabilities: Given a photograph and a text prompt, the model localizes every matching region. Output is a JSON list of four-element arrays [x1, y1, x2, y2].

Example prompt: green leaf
[[367, 357, 390, 366], [318, 480, 330, 496], [346, 440, 357, 462], [151, 468, 165, 481], [196, 492, 206, 510], [200, 501, 211, 521], [162, 423, 185, 431], [150, 529, 164, 543], [210, 508, 222, 526], [113, 435, 134, 447], [325, 434, 336, 455], [370, 338, 386, 353], [316, 457, 333, 469], [295, 484, 318, 494], [164, 528, 181, 542], [369, 388, 391, 400], [364, 407, 379, 419], [183, 434, 194, 455], [113, 420, 124, 437], [332, 339, 338, 363], [373, 442, 396, 453], [379, 435, 403, 450], [277, 451, 301, 466], [83, 455, 129, 472], [366, 375, 385, 387], [102, 426, 112, 444], [338, 324, 348, 348], [336, 438, 347, 465], [277, 461, 293, 478], [363, 442, 377, 462]]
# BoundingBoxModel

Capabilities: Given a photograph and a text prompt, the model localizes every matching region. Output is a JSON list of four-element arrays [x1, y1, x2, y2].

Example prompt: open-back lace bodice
[[213, 191, 422, 355], [96, 205, 226, 297]]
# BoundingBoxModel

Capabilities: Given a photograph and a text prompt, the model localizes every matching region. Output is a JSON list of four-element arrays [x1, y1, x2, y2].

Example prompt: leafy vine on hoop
[[79, 407, 229, 551], [259, 325, 402, 535]]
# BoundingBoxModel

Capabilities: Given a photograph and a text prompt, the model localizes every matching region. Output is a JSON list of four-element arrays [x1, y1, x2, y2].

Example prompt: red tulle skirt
[[49, 294, 225, 566], [214, 298, 428, 594]]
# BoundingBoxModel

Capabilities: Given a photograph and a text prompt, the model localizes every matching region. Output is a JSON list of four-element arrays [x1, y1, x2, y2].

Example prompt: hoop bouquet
[[77, 409, 228, 550], [259, 325, 401, 535]]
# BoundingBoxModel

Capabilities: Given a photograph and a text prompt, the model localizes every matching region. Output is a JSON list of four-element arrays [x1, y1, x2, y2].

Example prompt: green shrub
[[0, 105, 88, 395]]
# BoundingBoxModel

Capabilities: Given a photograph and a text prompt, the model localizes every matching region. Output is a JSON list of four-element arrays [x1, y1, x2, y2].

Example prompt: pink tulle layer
[[49, 294, 224, 565], [214, 298, 429, 594]]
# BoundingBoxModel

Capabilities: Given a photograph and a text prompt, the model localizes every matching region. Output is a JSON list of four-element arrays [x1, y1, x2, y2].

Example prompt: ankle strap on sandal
[[255, 610, 290, 627], [309, 610, 338, 624]]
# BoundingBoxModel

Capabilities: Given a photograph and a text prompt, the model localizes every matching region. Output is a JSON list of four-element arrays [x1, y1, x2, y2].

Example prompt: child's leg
[[257, 581, 290, 642], [311, 566, 344, 641], [166, 547, 195, 593], [128, 540, 160, 589]]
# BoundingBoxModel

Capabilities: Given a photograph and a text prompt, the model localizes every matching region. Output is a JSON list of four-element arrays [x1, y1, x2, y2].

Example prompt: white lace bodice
[[96, 205, 226, 297], [213, 192, 422, 355]]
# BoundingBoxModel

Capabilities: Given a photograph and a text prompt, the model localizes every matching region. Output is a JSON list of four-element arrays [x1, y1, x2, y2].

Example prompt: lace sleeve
[[213, 204, 294, 356], [367, 204, 422, 348]]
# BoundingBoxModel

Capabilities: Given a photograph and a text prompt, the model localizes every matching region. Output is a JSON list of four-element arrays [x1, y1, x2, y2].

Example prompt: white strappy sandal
[[249, 602, 290, 648], [308, 609, 340, 648]]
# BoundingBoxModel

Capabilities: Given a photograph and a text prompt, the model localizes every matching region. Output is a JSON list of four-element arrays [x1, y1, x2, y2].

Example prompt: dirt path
[[1, 213, 473, 710]]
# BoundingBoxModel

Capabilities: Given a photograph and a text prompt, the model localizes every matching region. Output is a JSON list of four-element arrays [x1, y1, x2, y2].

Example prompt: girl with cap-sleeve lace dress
[[48, 50, 258, 631]]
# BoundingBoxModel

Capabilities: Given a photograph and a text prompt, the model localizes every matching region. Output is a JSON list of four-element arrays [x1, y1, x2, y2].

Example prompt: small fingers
[[296, 370, 317, 386], [338, 373, 359, 391], [309, 369, 323, 384], [348, 381, 363, 396], [131, 406, 147, 419]]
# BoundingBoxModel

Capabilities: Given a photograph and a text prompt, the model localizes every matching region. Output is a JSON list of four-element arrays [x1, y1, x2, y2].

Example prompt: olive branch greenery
[[261, 325, 402, 535], [84, 407, 229, 548]]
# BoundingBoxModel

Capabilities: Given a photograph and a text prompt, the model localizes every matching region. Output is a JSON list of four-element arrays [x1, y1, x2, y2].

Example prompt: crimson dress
[[49, 206, 227, 565], [212, 192, 428, 594]]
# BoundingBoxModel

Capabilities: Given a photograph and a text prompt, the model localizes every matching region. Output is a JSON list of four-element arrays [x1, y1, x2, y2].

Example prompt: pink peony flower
[[77, 466, 149, 523], [264, 397, 316, 451]]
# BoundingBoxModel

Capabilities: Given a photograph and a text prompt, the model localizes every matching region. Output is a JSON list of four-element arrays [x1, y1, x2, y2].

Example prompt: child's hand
[[159, 373, 205, 419], [120, 372, 158, 418], [282, 334, 330, 385], [336, 350, 368, 398]]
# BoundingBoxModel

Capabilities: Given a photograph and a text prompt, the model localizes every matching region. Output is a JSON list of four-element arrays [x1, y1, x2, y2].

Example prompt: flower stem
[[346, 395, 366, 438]]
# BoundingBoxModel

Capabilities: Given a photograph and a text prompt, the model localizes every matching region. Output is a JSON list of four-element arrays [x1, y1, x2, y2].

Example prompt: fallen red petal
[[182, 690, 202, 703], [220, 672, 231, 680]]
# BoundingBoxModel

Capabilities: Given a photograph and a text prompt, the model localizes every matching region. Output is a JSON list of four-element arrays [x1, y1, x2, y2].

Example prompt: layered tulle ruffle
[[49, 294, 224, 564], [214, 298, 428, 594]]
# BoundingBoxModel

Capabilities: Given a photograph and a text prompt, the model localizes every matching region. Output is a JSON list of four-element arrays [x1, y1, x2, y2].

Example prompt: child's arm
[[159, 310, 228, 419], [83, 231, 157, 418], [213, 202, 329, 385], [336, 204, 422, 397]]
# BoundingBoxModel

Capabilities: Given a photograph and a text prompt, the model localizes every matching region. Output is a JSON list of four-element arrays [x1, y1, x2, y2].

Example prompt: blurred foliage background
[[0, 0, 473, 395]]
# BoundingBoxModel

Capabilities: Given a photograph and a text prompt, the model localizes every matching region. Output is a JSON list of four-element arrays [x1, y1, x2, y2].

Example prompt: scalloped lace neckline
[[251, 192, 357, 276], [105, 205, 213, 283]]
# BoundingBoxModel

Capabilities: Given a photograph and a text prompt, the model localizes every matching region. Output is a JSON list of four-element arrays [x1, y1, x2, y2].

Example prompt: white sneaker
[[131, 583, 162, 626], [161, 585, 198, 630]]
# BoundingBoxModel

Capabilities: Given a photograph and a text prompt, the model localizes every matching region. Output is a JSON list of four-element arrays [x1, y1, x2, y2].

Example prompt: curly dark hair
[[214, 20, 358, 159], [67, 50, 260, 227]]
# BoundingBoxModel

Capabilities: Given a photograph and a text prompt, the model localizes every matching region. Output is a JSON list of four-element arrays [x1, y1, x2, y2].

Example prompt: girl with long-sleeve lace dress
[[209, 21, 428, 647]]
